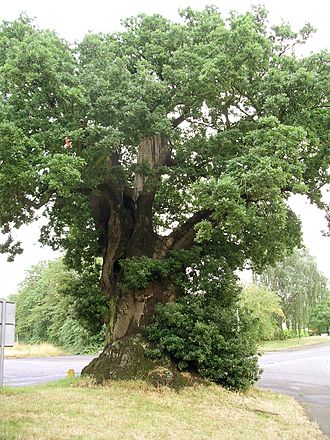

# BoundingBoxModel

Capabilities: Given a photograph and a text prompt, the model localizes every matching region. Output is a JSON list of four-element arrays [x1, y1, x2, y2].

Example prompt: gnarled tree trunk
[[96, 134, 174, 338], [82, 134, 197, 384]]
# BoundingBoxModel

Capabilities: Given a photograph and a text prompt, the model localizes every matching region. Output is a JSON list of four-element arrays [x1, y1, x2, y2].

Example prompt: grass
[[0, 378, 326, 440], [260, 335, 330, 352], [4, 343, 65, 358]]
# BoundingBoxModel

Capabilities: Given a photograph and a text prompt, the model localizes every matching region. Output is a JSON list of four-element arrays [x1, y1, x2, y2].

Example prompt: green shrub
[[146, 296, 260, 391], [309, 295, 330, 335], [57, 318, 105, 354], [283, 328, 308, 339]]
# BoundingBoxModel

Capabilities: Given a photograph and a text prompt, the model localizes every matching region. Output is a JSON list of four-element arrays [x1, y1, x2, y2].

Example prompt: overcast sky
[[0, 0, 329, 296]]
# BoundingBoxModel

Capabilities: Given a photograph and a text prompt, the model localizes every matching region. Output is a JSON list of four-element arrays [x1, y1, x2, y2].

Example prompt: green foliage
[[0, 9, 329, 271], [256, 249, 329, 335], [240, 284, 284, 341], [309, 295, 330, 335], [12, 259, 105, 353], [120, 256, 179, 290], [282, 328, 308, 339], [120, 249, 200, 290], [61, 258, 108, 335], [194, 220, 213, 243], [147, 295, 260, 391], [1, 8, 330, 386]]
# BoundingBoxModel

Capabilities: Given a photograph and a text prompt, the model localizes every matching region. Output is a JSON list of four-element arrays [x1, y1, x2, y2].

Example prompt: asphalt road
[[3, 355, 95, 387], [258, 342, 330, 437]]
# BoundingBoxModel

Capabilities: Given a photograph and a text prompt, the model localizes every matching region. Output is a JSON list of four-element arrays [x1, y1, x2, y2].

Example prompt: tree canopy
[[239, 284, 284, 341], [1, 9, 329, 267], [1, 7, 329, 388]]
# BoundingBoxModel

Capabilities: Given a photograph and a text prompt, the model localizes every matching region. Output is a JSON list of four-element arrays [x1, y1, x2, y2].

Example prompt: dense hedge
[[147, 296, 260, 391]]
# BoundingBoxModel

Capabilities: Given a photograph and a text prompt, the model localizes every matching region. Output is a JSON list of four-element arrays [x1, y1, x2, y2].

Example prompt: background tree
[[239, 284, 284, 341], [11, 259, 105, 353], [309, 295, 330, 335], [255, 249, 330, 336], [0, 8, 329, 387]]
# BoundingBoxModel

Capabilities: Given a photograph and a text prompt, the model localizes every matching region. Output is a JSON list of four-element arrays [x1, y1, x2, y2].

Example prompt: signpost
[[0, 300, 16, 387]]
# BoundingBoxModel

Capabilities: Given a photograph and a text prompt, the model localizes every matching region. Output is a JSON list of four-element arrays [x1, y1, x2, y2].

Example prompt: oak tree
[[1, 8, 329, 383]]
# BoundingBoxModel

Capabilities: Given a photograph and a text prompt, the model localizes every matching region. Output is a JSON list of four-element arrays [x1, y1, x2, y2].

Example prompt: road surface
[[3, 355, 94, 387], [258, 342, 330, 437]]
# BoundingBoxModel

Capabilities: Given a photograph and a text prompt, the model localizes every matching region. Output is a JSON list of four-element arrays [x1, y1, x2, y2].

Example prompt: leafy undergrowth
[[4, 343, 66, 358], [260, 335, 330, 352], [0, 378, 326, 440]]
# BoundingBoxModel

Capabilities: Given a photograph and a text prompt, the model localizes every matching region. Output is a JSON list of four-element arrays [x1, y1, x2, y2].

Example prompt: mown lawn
[[0, 378, 326, 440], [260, 335, 330, 352]]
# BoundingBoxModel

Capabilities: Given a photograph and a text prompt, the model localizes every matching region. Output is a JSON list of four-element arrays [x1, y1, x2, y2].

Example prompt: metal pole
[[0, 300, 6, 387]]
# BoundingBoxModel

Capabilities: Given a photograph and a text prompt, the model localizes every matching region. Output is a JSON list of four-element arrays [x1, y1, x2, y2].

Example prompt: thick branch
[[172, 114, 186, 129], [166, 209, 212, 250], [133, 134, 169, 202]]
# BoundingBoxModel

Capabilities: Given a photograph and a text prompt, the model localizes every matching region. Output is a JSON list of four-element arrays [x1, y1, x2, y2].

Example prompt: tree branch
[[23, 192, 53, 210], [166, 209, 212, 250], [172, 114, 186, 129]]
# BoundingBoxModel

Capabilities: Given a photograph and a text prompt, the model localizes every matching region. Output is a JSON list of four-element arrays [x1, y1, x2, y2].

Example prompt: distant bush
[[239, 284, 284, 341], [11, 259, 105, 354], [283, 328, 308, 339], [309, 295, 330, 335]]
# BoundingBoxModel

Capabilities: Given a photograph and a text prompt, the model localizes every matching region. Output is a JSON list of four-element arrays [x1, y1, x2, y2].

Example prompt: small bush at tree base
[[146, 296, 260, 391]]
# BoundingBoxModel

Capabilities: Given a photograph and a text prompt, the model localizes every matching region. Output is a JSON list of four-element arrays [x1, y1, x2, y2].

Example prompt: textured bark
[[81, 334, 205, 388], [85, 134, 210, 381], [112, 279, 179, 340], [133, 134, 169, 202], [91, 134, 178, 342]]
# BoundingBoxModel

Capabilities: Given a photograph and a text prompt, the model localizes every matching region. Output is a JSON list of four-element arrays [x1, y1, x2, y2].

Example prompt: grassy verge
[[260, 335, 330, 352], [4, 343, 65, 358], [0, 379, 326, 440]]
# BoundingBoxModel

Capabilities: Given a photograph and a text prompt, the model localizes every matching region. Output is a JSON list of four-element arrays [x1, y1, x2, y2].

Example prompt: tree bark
[[111, 277, 179, 340], [83, 134, 208, 382], [92, 134, 180, 342]]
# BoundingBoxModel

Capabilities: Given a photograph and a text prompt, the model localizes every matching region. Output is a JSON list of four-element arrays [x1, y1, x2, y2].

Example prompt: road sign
[[0, 299, 16, 387], [0, 301, 15, 346], [0, 301, 15, 323]]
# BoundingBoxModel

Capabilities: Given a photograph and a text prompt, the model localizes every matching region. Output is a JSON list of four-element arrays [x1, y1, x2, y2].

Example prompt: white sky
[[0, 0, 329, 296]]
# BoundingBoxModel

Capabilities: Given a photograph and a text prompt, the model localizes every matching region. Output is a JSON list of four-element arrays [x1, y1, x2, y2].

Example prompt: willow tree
[[256, 249, 330, 335], [0, 8, 329, 382]]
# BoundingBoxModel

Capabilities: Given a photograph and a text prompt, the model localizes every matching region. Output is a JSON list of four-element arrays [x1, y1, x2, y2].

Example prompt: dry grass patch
[[4, 343, 65, 358], [260, 335, 330, 352], [0, 379, 326, 440]]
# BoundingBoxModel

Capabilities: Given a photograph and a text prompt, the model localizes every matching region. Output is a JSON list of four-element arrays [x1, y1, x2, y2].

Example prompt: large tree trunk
[[95, 134, 174, 339], [82, 134, 189, 385], [83, 134, 210, 384], [111, 278, 179, 341]]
